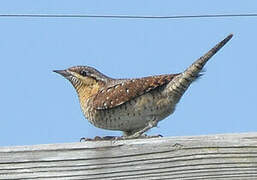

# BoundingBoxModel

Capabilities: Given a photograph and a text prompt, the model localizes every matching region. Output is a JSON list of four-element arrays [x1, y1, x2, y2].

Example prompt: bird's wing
[[92, 74, 178, 110]]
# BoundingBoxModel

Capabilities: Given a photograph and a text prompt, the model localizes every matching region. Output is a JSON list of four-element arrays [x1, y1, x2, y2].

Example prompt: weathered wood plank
[[0, 133, 257, 179]]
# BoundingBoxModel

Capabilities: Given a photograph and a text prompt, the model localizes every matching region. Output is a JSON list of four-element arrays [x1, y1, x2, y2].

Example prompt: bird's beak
[[53, 70, 71, 78]]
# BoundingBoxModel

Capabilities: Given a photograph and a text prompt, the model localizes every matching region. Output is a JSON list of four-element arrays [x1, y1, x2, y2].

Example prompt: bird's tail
[[166, 34, 233, 100]]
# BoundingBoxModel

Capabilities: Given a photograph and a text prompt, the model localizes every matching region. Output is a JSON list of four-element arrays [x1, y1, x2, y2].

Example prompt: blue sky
[[1, 1, 257, 146]]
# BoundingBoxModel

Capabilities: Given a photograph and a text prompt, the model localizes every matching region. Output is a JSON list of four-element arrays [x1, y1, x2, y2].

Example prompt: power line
[[0, 13, 257, 19]]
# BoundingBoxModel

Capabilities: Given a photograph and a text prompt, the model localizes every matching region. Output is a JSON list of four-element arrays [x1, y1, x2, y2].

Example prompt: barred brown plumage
[[54, 34, 233, 139], [93, 74, 178, 110]]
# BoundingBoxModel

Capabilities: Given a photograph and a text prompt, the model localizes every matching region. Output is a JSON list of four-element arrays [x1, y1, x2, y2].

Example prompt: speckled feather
[[54, 34, 233, 137], [92, 74, 178, 110]]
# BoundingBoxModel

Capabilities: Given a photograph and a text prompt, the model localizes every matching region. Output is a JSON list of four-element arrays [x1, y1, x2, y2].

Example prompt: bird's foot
[[124, 119, 159, 139], [80, 134, 162, 142], [122, 134, 162, 140], [80, 136, 118, 142]]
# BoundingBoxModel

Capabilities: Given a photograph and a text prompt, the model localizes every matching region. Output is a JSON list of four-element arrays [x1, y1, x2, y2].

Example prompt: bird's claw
[[80, 134, 162, 142]]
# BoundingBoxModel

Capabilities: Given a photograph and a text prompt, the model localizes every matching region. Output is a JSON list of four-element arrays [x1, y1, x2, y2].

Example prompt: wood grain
[[0, 132, 257, 179]]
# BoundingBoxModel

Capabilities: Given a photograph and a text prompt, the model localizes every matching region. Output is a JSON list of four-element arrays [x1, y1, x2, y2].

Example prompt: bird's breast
[[82, 87, 178, 132]]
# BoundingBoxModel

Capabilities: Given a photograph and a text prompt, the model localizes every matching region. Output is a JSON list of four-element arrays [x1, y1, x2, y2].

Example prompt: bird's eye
[[80, 70, 87, 77]]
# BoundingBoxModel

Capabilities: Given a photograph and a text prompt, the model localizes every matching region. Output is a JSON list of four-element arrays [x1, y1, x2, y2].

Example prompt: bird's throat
[[75, 82, 101, 107]]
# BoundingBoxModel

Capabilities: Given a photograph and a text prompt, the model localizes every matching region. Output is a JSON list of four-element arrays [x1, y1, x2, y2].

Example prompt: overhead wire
[[0, 13, 256, 19]]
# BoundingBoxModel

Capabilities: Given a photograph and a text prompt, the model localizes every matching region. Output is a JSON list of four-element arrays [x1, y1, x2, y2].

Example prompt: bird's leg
[[81, 118, 161, 141], [124, 119, 159, 139]]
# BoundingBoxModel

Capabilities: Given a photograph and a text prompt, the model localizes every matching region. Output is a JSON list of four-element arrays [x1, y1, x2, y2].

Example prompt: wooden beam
[[1, 133, 257, 179]]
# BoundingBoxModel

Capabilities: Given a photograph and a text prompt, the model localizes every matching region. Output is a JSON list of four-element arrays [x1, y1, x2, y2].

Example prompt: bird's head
[[54, 66, 109, 100]]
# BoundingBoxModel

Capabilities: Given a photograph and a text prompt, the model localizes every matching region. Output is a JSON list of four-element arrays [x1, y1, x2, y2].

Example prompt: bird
[[54, 34, 233, 139]]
